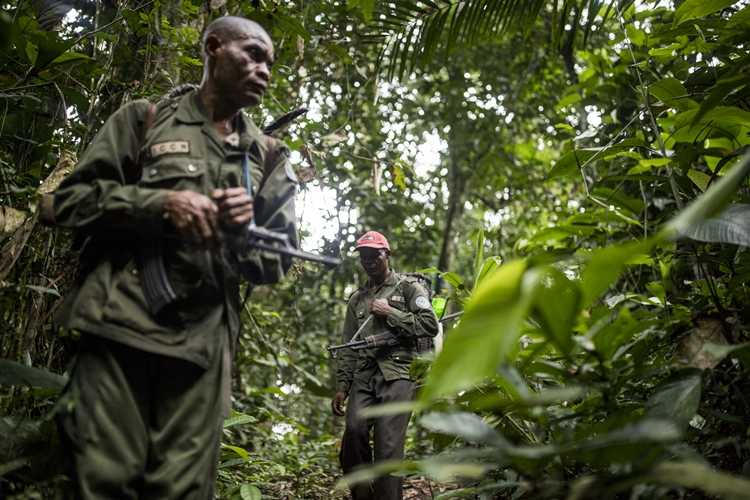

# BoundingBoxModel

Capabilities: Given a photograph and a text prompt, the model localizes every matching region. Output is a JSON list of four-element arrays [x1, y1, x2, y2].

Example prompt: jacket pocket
[[102, 257, 188, 343], [139, 157, 205, 191]]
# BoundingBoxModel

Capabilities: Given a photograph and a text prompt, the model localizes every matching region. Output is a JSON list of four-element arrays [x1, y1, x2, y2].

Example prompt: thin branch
[[615, 2, 683, 209]]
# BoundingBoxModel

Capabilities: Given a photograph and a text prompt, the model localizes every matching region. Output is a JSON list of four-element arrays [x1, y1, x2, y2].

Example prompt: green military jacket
[[335, 271, 439, 394], [41, 90, 297, 369]]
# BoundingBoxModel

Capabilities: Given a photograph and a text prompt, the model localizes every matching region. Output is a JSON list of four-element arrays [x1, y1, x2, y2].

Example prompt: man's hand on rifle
[[164, 190, 219, 246], [370, 298, 393, 317], [332, 391, 347, 417], [212, 187, 254, 228]]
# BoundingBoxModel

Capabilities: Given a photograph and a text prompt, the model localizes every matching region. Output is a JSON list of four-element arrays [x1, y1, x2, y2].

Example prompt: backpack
[[396, 272, 444, 355]]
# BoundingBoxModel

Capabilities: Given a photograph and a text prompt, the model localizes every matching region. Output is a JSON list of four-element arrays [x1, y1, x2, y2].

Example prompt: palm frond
[[368, 0, 632, 81]]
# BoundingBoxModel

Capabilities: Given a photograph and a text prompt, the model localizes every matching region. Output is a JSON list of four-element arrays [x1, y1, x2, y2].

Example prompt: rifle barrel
[[250, 239, 341, 266], [246, 225, 341, 267], [247, 225, 291, 245]]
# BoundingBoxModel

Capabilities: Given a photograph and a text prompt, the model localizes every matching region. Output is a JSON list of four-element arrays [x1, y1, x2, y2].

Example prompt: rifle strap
[[260, 134, 283, 179], [135, 101, 157, 180]]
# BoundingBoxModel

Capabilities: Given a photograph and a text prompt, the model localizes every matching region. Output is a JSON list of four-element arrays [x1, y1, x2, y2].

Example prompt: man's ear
[[204, 34, 222, 58]]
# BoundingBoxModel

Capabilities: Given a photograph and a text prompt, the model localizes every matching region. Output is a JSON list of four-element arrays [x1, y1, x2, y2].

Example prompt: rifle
[[238, 109, 343, 268], [326, 310, 464, 358], [327, 316, 400, 358], [327, 331, 399, 358], [140, 107, 341, 315]]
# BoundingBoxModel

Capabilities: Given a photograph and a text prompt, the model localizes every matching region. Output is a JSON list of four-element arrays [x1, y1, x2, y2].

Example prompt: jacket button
[[187, 164, 197, 172], [149, 168, 157, 176]]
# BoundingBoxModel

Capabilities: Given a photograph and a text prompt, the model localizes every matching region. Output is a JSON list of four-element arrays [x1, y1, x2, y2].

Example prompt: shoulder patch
[[415, 296, 431, 309]]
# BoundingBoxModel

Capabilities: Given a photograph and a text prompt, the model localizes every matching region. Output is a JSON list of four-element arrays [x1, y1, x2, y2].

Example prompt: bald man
[[43, 17, 297, 499]]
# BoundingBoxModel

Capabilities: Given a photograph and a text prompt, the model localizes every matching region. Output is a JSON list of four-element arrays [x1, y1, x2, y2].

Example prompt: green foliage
[[4, 0, 750, 498]]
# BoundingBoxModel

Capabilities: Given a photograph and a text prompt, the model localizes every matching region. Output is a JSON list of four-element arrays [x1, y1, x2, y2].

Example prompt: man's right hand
[[331, 391, 347, 417], [164, 190, 219, 246]]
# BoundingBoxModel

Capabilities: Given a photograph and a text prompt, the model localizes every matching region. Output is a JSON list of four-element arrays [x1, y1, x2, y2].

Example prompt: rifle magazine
[[138, 241, 178, 316]]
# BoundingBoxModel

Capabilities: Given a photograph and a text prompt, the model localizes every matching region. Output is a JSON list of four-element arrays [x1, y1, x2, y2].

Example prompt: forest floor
[[404, 477, 458, 498], [263, 476, 457, 499]]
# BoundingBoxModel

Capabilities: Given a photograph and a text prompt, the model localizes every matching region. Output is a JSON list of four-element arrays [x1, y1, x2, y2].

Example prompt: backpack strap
[[396, 272, 433, 301], [132, 101, 157, 181], [260, 134, 282, 178]]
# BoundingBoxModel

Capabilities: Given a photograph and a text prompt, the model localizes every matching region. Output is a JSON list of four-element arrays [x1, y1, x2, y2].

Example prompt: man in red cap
[[332, 231, 439, 500]]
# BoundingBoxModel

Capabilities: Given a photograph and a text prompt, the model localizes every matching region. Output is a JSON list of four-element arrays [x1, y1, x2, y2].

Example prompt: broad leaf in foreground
[[662, 151, 750, 239], [680, 203, 750, 247], [420, 260, 542, 401]]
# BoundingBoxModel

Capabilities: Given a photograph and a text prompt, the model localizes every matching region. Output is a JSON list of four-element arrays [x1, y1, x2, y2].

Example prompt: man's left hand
[[370, 298, 392, 317], [213, 187, 254, 228]]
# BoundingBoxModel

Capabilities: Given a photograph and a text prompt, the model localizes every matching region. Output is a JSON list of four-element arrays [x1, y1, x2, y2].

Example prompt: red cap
[[355, 231, 390, 252]]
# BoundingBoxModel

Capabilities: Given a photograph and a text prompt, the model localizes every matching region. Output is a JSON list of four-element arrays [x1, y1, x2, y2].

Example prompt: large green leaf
[[591, 186, 645, 216], [420, 411, 507, 446], [532, 267, 580, 356], [558, 419, 681, 465], [700, 342, 750, 368], [649, 77, 695, 111], [239, 484, 262, 500], [672, 106, 750, 141], [674, 0, 739, 25], [420, 261, 542, 401], [646, 369, 702, 431], [691, 74, 748, 126], [548, 138, 646, 179], [221, 444, 250, 460], [335, 456, 490, 490], [493, 419, 681, 469], [466, 386, 588, 412], [663, 151, 750, 239], [223, 412, 257, 429], [645, 461, 750, 499], [580, 239, 656, 307], [475, 257, 503, 287], [591, 307, 644, 360], [680, 203, 750, 246], [0, 359, 67, 390]]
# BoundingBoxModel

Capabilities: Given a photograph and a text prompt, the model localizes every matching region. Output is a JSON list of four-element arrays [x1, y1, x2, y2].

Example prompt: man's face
[[212, 24, 274, 108], [358, 247, 388, 279]]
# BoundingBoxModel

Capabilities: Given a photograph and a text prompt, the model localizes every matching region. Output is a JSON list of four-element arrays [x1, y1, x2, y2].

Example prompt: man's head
[[355, 231, 390, 281], [201, 16, 274, 109]]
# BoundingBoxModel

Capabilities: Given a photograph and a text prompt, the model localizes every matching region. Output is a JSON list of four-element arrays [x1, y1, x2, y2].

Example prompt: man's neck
[[368, 269, 391, 287], [197, 84, 240, 131]]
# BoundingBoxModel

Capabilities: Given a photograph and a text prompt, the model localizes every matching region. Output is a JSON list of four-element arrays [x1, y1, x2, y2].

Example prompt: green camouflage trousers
[[56, 334, 230, 499]]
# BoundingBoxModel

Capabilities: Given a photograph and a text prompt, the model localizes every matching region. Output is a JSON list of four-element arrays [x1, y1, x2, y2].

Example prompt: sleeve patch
[[415, 296, 431, 309]]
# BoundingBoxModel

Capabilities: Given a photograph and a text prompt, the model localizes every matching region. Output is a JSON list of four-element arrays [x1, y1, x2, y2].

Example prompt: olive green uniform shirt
[[335, 271, 439, 394], [43, 90, 297, 369]]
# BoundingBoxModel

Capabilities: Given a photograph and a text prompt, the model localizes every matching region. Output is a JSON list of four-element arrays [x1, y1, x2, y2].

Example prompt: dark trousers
[[56, 335, 229, 500], [340, 369, 416, 500]]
